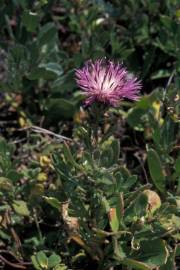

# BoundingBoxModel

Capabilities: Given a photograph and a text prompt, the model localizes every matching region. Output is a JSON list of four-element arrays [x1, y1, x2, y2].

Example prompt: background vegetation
[[0, 0, 179, 269]]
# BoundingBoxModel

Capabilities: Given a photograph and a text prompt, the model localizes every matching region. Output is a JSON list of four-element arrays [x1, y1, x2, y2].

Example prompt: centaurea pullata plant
[[55, 59, 156, 266], [50, 59, 178, 269]]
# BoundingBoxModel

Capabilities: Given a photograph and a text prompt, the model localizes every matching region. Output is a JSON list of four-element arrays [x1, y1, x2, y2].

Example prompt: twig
[[163, 69, 176, 101], [33, 209, 43, 243], [0, 255, 27, 269], [10, 138, 27, 144], [92, 227, 132, 237], [0, 250, 31, 265], [0, 120, 17, 124], [121, 146, 140, 151], [134, 152, 149, 183], [19, 125, 72, 141]]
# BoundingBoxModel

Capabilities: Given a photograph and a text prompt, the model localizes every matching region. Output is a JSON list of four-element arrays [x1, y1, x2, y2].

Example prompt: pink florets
[[75, 59, 141, 106]]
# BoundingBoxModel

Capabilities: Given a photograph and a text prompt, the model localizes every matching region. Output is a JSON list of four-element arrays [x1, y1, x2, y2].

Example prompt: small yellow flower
[[37, 172, 47, 182], [152, 101, 164, 126], [152, 101, 161, 119], [39, 155, 51, 167], [19, 117, 26, 128]]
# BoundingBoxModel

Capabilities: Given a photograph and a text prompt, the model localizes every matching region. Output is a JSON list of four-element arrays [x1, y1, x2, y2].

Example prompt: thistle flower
[[75, 59, 141, 106]]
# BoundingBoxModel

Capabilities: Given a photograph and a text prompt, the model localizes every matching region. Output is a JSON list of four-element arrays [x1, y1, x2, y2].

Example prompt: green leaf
[[115, 193, 124, 226], [151, 70, 172, 80], [63, 143, 83, 170], [135, 239, 169, 268], [37, 251, 48, 269], [134, 193, 148, 217], [125, 193, 148, 221], [109, 208, 119, 232], [147, 149, 166, 192], [39, 63, 63, 76], [111, 139, 120, 164], [54, 265, 67, 270], [160, 254, 175, 270], [175, 158, 180, 176], [136, 92, 158, 109], [48, 253, 61, 268], [127, 107, 146, 131], [22, 11, 39, 32], [52, 70, 75, 94], [31, 255, 41, 270], [100, 137, 120, 167], [97, 174, 114, 185], [115, 171, 137, 192], [176, 244, 180, 256], [0, 136, 14, 157], [12, 200, 30, 216], [0, 230, 11, 241], [100, 147, 114, 168], [160, 117, 175, 152], [101, 196, 110, 213], [122, 258, 151, 270], [43, 196, 61, 210], [7, 170, 22, 182], [28, 65, 60, 80], [38, 22, 57, 46]]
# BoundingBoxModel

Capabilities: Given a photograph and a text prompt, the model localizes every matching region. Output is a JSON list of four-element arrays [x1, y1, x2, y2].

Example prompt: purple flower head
[[75, 59, 141, 106]]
